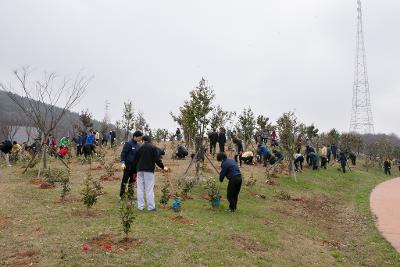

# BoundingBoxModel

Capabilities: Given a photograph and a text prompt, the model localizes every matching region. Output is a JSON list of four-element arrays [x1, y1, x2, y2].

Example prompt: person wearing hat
[[133, 135, 168, 211], [120, 131, 143, 199]]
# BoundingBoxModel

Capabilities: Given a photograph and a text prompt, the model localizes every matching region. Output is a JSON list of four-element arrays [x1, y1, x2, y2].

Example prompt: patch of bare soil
[[201, 192, 211, 201], [229, 234, 267, 253], [90, 166, 103, 170], [54, 197, 80, 204], [100, 175, 120, 181], [86, 234, 141, 252], [249, 191, 267, 199], [70, 210, 99, 217], [39, 182, 55, 189], [30, 178, 42, 185], [320, 240, 342, 249], [170, 215, 194, 225], [0, 216, 12, 229], [4, 250, 39, 267]]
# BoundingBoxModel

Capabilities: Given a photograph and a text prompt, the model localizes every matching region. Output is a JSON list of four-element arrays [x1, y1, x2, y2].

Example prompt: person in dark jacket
[[308, 151, 318, 170], [233, 137, 244, 167], [208, 129, 219, 155], [339, 152, 347, 173], [120, 131, 143, 199], [133, 136, 168, 211], [0, 140, 13, 167], [75, 132, 84, 156], [257, 144, 271, 167], [218, 127, 226, 153], [176, 143, 188, 159], [217, 152, 242, 212], [384, 159, 392, 175], [110, 130, 116, 147], [331, 144, 338, 161], [305, 145, 315, 166], [349, 152, 357, 166]]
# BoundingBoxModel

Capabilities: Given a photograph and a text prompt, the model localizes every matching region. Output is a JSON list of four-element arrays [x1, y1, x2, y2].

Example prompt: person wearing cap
[[120, 131, 143, 199], [217, 152, 242, 212], [133, 136, 168, 211]]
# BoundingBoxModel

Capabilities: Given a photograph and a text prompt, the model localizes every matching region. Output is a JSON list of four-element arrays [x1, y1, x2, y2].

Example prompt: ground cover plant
[[0, 144, 399, 266]]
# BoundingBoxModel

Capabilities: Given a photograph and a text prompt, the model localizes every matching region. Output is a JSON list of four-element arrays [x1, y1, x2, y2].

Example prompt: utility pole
[[349, 0, 375, 134]]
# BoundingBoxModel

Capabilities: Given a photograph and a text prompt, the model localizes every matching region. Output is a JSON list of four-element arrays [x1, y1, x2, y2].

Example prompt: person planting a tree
[[217, 152, 242, 213], [120, 131, 143, 199]]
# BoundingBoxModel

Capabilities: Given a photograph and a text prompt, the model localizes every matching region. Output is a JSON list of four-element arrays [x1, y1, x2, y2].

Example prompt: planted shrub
[[80, 173, 103, 210], [120, 193, 135, 238], [159, 181, 170, 208], [204, 177, 221, 208], [276, 190, 291, 201], [178, 177, 196, 199], [104, 161, 115, 177]]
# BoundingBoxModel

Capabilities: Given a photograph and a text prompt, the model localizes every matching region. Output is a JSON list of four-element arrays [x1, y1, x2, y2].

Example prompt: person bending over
[[217, 152, 242, 213]]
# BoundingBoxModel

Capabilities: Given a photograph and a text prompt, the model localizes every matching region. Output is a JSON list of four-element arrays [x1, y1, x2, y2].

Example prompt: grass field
[[0, 143, 399, 266]]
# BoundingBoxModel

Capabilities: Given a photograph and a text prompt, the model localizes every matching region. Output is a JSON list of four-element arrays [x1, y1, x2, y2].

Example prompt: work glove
[[121, 163, 126, 171], [163, 167, 169, 172]]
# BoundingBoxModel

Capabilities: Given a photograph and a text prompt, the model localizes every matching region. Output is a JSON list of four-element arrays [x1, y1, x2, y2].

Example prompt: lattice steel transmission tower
[[349, 0, 375, 134]]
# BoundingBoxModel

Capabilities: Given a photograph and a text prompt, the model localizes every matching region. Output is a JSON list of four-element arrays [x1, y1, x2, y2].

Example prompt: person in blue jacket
[[257, 144, 271, 167], [217, 152, 242, 212], [120, 131, 143, 199]]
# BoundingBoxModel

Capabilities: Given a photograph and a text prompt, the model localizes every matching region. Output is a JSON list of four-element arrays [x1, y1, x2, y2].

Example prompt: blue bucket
[[211, 196, 221, 208]]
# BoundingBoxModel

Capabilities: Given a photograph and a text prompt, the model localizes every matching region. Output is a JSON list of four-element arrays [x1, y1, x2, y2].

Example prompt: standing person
[[133, 136, 168, 211], [120, 131, 143, 199], [11, 141, 22, 162], [175, 128, 182, 141], [0, 140, 13, 167], [339, 152, 347, 173], [94, 131, 100, 146], [384, 159, 392, 175], [327, 146, 332, 163], [305, 145, 315, 166], [257, 144, 271, 167], [271, 130, 279, 146], [319, 144, 328, 169], [110, 130, 116, 147], [46, 134, 57, 156], [331, 144, 338, 161], [218, 127, 226, 153], [76, 132, 84, 156], [308, 151, 318, 170], [233, 137, 244, 167], [217, 152, 242, 212], [294, 152, 304, 172], [102, 131, 110, 147], [208, 128, 218, 155], [349, 152, 357, 166]]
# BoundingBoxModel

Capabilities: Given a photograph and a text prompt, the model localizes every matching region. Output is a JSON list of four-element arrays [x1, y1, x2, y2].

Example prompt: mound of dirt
[[249, 192, 267, 199], [30, 178, 42, 185], [39, 182, 55, 189], [4, 250, 39, 267], [229, 234, 267, 253], [170, 215, 194, 225], [70, 210, 99, 217], [0, 216, 12, 229], [100, 175, 120, 181], [86, 234, 141, 252], [54, 197, 80, 204]]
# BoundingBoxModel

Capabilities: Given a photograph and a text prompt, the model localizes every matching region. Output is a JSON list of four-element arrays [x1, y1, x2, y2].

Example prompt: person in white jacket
[[319, 145, 328, 169]]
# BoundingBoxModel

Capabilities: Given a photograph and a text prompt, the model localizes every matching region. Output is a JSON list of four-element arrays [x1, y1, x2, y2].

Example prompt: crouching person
[[133, 136, 168, 211], [217, 152, 242, 213]]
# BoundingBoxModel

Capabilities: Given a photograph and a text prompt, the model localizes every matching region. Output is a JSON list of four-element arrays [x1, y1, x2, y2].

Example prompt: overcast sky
[[1, 0, 399, 135]]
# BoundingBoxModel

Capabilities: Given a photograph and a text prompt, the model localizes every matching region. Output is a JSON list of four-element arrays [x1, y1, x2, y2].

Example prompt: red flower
[[103, 245, 112, 251], [83, 244, 89, 252]]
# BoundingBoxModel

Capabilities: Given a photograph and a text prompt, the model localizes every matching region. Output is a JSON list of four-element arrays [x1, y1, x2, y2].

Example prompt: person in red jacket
[[58, 146, 69, 158]]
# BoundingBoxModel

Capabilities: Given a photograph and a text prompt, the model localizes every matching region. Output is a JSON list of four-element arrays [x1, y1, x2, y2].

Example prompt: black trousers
[[120, 166, 136, 198], [76, 145, 82, 156], [210, 142, 217, 155], [227, 175, 242, 211], [341, 163, 346, 173], [384, 168, 391, 175], [219, 143, 225, 153], [234, 154, 243, 167], [320, 157, 328, 169]]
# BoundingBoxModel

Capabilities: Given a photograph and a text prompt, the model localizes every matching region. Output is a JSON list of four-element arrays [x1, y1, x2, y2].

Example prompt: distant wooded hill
[[0, 90, 108, 141]]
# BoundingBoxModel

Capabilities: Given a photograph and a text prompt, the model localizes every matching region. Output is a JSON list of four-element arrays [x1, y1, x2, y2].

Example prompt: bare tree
[[1, 67, 92, 172], [0, 124, 20, 141]]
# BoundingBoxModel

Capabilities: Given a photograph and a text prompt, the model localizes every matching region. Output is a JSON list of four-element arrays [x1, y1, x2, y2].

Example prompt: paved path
[[370, 177, 400, 253]]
